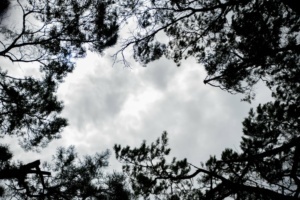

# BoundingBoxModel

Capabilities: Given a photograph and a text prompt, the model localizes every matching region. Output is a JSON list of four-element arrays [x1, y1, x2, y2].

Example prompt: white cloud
[[5, 38, 273, 173], [44, 52, 252, 168]]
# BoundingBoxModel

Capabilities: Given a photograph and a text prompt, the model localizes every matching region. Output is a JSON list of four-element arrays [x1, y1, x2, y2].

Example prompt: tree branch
[[218, 137, 300, 163]]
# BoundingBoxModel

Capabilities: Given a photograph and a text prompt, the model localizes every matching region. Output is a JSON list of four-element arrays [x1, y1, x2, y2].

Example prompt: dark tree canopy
[[0, 144, 13, 197], [1, 146, 131, 199], [0, 144, 52, 198], [0, 0, 118, 150], [114, 2, 300, 195], [116, 0, 299, 101], [115, 116, 300, 199], [0, 0, 299, 199], [0, 0, 123, 198], [0, 0, 130, 200]]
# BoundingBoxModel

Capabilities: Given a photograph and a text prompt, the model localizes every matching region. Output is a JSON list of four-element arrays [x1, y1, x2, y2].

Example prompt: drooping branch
[[114, 0, 244, 63]]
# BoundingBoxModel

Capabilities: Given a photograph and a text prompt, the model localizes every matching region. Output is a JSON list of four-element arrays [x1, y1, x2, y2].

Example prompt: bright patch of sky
[[4, 43, 272, 173], [1, 3, 273, 172]]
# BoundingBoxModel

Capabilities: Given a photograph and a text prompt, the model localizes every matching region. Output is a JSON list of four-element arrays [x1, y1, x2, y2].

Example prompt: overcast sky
[[4, 41, 273, 172], [1, 1, 273, 173]]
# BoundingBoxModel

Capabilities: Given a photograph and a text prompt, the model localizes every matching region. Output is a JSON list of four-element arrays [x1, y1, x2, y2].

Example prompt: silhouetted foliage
[[0, 0, 122, 198], [0, 144, 13, 196], [116, 0, 299, 101], [0, 0, 118, 150], [3, 146, 131, 199], [0, 145, 52, 198], [115, 121, 300, 199], [114, 2, 299, 197]]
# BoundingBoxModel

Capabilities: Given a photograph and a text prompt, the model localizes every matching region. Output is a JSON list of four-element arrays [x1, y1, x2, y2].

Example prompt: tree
[[0, 0, 118, 150], [0, 0, 121, 198], [116, 0, 299, 101], [0, 144, 53, 198], [114, 3, 300, 197], [114, 65, 300, 200], [2, 146, 131, 199], [115, 109, 300, 200], [0, 144, 14, 197]]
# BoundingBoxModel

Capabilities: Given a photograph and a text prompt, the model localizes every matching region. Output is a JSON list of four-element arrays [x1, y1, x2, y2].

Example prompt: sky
[[4, 44, 272, 172], [1, 0, 274, 180]]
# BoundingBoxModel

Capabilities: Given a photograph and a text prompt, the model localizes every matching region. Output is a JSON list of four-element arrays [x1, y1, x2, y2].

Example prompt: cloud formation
[[5, 46, 272, 171]]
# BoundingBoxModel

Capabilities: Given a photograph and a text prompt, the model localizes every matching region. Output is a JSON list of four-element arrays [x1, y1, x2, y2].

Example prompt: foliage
[[0, 0, 119, 150], [0, 144, 13, 197], [115, 58, 300, 199], [3, 146, 131, 199], [114, 2, 300, 197], [0, 0, 129, 199], [0, 0, 123, 198], [114, 4, 300, 197], [116, 0, 299, 101], [115, 115, 300, 199]]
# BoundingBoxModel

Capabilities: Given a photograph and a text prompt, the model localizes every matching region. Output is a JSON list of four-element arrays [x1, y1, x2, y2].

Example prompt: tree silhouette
[[115, 117, 300, 199], [0, 144, 13, 197], [114, 4, 299, 197], [2, 146, 131, 199], [0, 0, 118, 150], [0, 0, 121, 198], [116, 0, 299, 101], [0, 144, 51, 198]]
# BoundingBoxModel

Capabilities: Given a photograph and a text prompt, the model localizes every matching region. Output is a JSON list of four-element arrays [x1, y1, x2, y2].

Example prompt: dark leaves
[[0, 0, 120, 150], [119, 0, 299, 101]]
